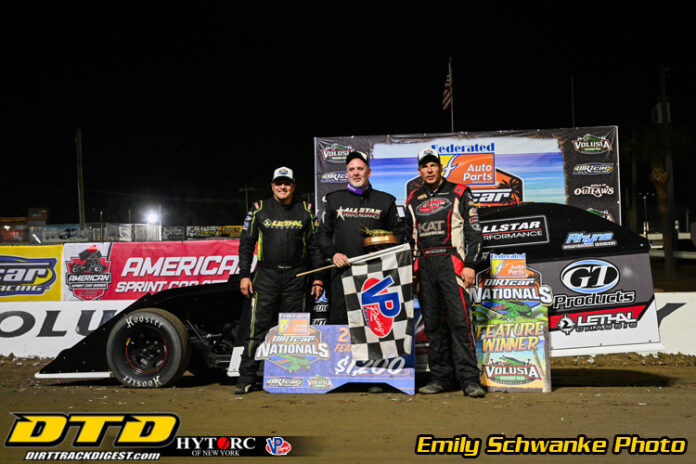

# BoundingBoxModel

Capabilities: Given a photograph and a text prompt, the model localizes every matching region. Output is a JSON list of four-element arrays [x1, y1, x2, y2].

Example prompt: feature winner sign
[[257, 313, 415, 395], [472, 253, 552, 393]]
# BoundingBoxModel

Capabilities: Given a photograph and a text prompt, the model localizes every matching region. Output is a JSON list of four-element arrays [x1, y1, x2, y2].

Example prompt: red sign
[[102, 240, 242, 300]]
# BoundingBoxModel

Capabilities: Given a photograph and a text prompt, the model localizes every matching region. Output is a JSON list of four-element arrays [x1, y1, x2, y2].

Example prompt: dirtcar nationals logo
[[0, 256, 57, 296], [65, 245, 112, 300]]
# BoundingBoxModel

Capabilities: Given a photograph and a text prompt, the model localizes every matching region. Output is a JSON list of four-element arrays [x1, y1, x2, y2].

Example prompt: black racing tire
[[106, 308, 190, 388]]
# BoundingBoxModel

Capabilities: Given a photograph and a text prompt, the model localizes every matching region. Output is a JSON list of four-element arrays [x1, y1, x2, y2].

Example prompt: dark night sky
[[2, 5, 694, 226]]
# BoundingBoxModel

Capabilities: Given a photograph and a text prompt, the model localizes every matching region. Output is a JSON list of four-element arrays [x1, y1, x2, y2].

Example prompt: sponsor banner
[[258, 321, 415, 395], [0, 300, 132, 356], [63, 240, 244, 301], [472, 253, 552, 393], [186, 225, 242, 239], [538, 253, 660, 352], [0, 245, 63, 301], [314, 127, 620, 224]]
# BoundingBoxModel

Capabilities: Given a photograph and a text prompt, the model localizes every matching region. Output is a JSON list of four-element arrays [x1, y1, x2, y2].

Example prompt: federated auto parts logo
[[321, 144, 353, 163], [0, 256, 58, 296], [255, 326, 330, 371], [572, 134, 613, 154], [572, 163, 614, 175], [65, 245, 112, 300]]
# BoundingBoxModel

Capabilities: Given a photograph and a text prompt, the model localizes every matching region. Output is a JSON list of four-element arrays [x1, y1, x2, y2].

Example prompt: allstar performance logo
[[335, 206, 382, 221], [480, 215, 549, 248]]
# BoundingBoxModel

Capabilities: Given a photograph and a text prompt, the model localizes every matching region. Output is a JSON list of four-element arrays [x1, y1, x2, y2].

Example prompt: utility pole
[[75, 128, 86, 229]]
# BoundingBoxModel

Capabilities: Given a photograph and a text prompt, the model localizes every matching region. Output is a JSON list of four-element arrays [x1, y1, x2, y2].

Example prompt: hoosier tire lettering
[[106, 308, 190, 388]]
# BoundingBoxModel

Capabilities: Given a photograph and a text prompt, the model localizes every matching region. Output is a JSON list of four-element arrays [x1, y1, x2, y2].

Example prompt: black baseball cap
[[346, 150, 369, 166]]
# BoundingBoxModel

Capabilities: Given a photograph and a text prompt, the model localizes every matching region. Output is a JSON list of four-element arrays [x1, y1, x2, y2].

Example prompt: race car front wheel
[[106, 308, 190, 388]]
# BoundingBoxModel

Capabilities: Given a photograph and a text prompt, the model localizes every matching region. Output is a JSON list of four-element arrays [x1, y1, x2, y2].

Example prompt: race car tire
[[106, 308, 191, 388]]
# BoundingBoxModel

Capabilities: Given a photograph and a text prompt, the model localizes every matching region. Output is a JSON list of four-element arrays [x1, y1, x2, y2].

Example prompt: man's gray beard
[[348, 179, 366, 189]]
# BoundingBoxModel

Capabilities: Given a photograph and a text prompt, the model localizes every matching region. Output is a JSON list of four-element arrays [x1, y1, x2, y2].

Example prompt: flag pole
[[449, 57, 454, 132]]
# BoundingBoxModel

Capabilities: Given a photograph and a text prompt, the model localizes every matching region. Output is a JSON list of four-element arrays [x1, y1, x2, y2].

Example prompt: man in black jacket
[[235, 167, 324, 394], [405, 148, 486, 398], [317, 150, 405, 325]]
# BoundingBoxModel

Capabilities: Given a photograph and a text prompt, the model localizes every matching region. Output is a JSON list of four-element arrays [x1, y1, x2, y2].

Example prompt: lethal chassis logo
[[557, 311, 638, 335]]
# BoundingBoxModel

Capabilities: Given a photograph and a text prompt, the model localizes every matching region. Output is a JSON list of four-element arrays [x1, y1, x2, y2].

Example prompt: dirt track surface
[[1, 354, 695, 463]]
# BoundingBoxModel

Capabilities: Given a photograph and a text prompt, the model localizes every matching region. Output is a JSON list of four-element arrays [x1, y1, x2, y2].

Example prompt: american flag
[[442, 72, 452, 110]]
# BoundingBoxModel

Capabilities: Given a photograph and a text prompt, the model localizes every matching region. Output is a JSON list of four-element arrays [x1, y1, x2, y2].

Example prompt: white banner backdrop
[[0, 300, 133, 357]]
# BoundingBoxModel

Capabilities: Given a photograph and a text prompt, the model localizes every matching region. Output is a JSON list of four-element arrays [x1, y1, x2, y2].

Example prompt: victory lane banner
[[257, 313, 415, 395], [341, 244, 414, 361]]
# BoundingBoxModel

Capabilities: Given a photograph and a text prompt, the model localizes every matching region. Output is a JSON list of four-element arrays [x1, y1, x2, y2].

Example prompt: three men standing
[[235, 167, 324, 394], [406, 148, 486, 398]]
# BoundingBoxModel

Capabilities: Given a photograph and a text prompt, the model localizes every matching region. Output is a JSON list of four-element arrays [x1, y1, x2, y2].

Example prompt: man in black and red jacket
[[405, 148, 486, 398]]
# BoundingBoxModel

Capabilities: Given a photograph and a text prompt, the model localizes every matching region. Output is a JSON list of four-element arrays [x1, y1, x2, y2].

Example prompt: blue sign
[[259, 324, 415, 395]]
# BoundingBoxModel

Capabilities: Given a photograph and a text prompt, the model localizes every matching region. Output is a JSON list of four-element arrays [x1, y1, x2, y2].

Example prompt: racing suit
[[405, 180, 483, 389], [237, 198, 323, 383], [317, 184, 406, 324]]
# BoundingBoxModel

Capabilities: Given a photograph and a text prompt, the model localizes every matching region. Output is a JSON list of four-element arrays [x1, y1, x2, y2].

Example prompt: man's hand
[[311, 280, 324, 300], [240, 277, 254, 297], [460, 267, 476, 288], [332, 252, 350, 268]]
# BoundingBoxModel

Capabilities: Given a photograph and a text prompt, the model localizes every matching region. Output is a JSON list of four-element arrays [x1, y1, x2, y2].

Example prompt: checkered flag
[[341, 244, 414, 361]]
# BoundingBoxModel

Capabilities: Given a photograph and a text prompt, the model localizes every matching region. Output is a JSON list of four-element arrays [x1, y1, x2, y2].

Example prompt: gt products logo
[[560, 259, 619, 294], [573, 163, 615, 175], [417, 198, 451, 215], [562, 232, 617, 250], [573, 184, 615, 198], [572, 134, 613, 154], [321, 171, 347, 183], [0, 256, 57, 296], [5, 413, 179, 447], [360, 275, 401, 338], [321, 144, 354, 163]]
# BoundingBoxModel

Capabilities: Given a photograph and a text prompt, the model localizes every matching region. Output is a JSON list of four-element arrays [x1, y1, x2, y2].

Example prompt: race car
[[36, 203, 654, 388]]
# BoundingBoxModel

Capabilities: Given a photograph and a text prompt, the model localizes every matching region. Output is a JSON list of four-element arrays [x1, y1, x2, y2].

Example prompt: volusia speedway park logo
[[65, 245, 112, 300], [572, 134, 613, 154], [0, 256, 58, 296]]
